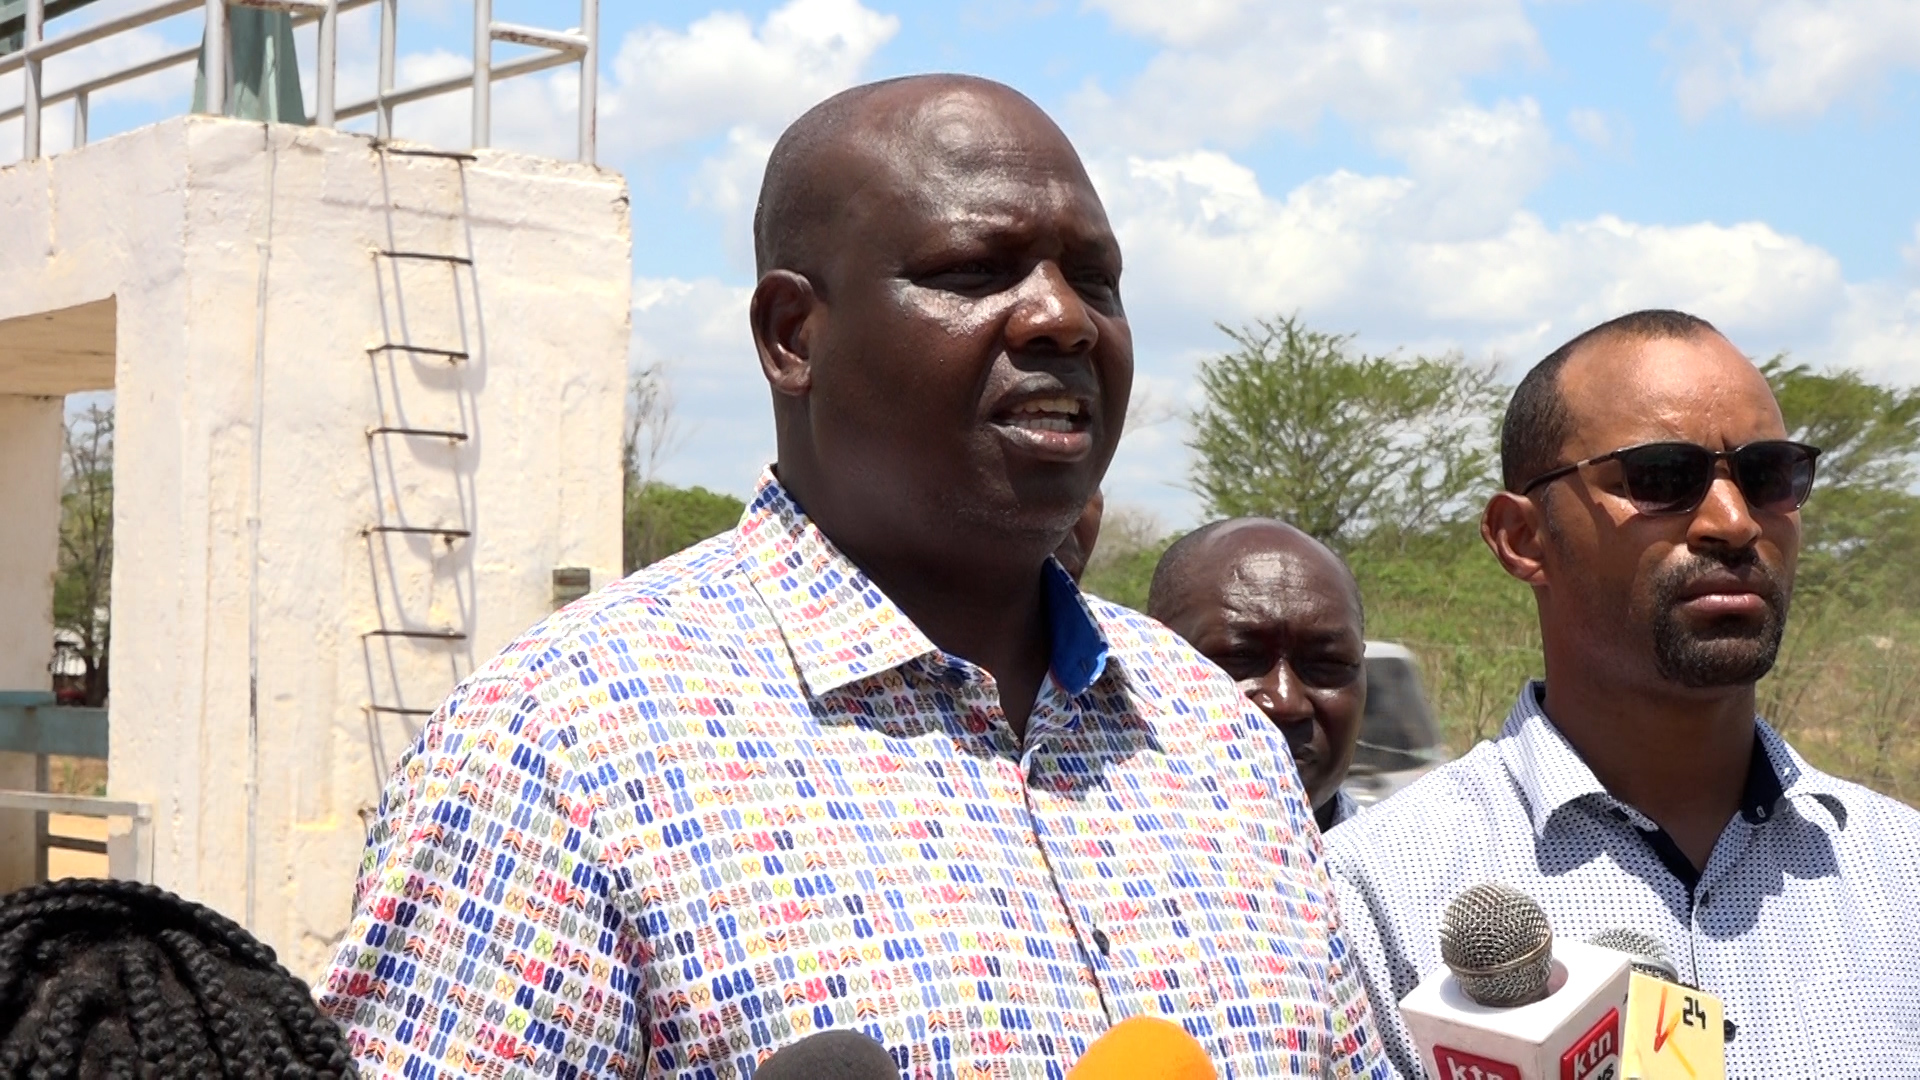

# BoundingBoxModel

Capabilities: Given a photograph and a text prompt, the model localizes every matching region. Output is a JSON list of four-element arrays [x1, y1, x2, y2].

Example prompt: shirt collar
[[737, 471, 1115, 699], [1321, 788, 1364, 832], [1498, 680, 1797, 838], [1041, 557, 1113, 696]]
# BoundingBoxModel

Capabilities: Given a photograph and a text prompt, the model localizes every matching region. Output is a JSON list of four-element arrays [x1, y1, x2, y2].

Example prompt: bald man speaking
[[321, 77, 1393, 1079]]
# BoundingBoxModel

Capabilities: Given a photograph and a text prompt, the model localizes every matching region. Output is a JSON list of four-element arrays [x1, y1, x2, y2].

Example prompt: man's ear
[[1482, 491, 1550, 587], [751, 270, 818, 399]]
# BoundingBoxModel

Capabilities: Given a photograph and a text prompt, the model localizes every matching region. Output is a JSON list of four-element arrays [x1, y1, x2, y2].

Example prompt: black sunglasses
[[1519, 440, 1821, 516]]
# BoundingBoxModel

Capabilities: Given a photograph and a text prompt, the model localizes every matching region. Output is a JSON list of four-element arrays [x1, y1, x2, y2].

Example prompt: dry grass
[[46, 756, 108, 797], [1390, 623, 1920, 810]]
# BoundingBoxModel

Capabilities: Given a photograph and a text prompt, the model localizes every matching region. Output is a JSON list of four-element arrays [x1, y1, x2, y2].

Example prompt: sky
[[5, 0, 1920, 527]]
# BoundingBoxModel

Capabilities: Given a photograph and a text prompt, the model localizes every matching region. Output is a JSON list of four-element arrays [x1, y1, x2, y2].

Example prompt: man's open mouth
[[999, 396, 1088, 433]]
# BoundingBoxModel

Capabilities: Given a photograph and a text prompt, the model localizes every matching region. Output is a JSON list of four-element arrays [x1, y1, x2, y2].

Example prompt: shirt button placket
[[1023, 700, 1123, 1025]]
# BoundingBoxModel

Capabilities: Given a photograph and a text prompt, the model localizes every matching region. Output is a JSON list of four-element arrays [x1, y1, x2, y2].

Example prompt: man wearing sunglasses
[[1322, 309, 1920, 1077]]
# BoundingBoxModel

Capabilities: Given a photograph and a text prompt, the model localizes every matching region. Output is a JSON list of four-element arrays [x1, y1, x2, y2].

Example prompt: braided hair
[[0, 878, 355, 1079]]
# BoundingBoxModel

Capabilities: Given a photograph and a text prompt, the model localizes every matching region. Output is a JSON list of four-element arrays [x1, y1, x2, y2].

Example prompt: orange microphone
[[1068, 1015, 1219, 1080]]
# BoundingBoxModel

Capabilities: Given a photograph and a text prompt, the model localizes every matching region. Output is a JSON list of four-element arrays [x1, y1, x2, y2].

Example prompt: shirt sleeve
[[1326, 856, 1421, 1080], [318, 684, 647, 1078]]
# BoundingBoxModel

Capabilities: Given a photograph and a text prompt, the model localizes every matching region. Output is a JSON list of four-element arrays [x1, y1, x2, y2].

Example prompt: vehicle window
[[1355, 657, 1441, 773]]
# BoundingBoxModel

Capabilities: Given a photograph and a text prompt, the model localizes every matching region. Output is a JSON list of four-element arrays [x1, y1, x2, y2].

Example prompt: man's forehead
[[855, 81, 1071, 161], [1558, 332, 1784, 448], [837, 88, 1102, 212], [1195, 527, 1355, 602]]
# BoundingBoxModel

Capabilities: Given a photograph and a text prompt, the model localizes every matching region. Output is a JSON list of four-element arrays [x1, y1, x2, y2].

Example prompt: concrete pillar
[[0, 116, 629, 976], [0, 395, 65, 892]]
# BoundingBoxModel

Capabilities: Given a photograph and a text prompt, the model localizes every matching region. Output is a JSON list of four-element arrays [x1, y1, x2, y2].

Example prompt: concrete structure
[[0, 115, 630, 976], [0, 396, 66, 887]]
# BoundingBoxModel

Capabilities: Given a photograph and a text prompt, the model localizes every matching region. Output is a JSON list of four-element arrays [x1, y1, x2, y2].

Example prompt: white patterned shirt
[[321, 472, 1394, 1079], [1325, 681, 1920, 1078]]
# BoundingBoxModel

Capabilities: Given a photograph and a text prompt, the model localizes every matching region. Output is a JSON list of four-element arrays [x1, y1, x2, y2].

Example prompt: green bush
[[624, 482, 745, 573]]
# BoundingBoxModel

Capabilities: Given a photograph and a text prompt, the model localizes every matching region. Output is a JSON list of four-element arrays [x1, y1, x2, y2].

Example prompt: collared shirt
[[1321, 789, 1363, 832], [320, 473, 1394, 1079], [1325, 681, 1920, 1079]]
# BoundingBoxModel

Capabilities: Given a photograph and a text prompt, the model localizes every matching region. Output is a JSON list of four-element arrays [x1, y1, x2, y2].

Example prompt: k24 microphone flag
[[1620, 972, 1725, 1080]]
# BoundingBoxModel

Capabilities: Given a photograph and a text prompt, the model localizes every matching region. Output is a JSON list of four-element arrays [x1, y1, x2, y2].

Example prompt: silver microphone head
[[1587, 927, 1680, 982], [1438, 882, 1555, 1007]]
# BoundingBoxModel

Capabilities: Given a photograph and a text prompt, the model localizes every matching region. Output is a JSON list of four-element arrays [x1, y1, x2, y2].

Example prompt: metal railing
[[1, 0, 598, 163], [0, 690, 150, 884]]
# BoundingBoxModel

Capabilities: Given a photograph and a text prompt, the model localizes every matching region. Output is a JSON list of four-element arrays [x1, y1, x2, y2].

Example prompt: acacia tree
[[1756, 356, 1920, 623], [1763, 356, 1920, 556], [53, 404, 113, 707], [1187, 315, 1504, 551], [619, 365, 745, 572], [622, 363, 682, 500]]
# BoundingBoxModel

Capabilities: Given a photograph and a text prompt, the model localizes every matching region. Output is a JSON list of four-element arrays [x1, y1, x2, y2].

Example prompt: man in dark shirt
[[1148, 518, 1368, 832]]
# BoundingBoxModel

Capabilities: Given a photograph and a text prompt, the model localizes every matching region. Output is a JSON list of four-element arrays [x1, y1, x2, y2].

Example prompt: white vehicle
[[1343, 641, 1449, 808]]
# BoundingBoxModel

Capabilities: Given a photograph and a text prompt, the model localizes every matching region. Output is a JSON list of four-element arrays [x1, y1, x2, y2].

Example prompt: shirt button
[[1092, 929, 1111, 956], [1607, 808, 1629, 822], [1697, 889, 1710, 907]]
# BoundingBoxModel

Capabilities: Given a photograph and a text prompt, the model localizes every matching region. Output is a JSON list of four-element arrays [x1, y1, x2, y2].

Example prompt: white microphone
[[1399, 884, 1630, 1080]]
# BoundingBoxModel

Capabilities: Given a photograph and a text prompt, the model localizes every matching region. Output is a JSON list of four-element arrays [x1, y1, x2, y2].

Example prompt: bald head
[[1148, 518, 1367, 812], [753, 75, 1080, 279], [746, 71, 1130, 626], [1501, 309, 1722, 493], [1150, 519, 1360, 625]]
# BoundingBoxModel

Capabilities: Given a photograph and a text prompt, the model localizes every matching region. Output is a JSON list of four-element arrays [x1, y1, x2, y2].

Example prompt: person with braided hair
[[0, 877, 356, 1078]]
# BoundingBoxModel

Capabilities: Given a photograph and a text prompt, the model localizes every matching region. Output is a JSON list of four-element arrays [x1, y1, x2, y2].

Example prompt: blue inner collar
[[1042, 560, 1112, 697]]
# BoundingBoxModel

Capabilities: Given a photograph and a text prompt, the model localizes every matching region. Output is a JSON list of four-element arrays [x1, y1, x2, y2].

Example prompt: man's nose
[[1004, 262, 1098, 355], [1690, 465, 1762, 550], [1245, 662, 1314, 727]]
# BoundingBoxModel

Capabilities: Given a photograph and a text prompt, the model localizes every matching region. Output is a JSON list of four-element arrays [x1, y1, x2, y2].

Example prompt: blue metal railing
[[0, 690, 107, 758], [0, 690, 144, 883]]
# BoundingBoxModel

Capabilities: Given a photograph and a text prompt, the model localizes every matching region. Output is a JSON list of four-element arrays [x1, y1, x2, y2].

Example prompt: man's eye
[[1301, 660, 1362, 687], [1072, 273, 1119, 303], [1210, 652, 1269, 680], [919, 264, 1003, 292]]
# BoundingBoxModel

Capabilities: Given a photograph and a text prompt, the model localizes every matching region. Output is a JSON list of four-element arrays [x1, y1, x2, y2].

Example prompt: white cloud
[[1374, 98, 1557, 240], [592, 0, 898, 269], [1073, 0, 1541, 150], [1567, 108, 1615, 150], [1826, 279, 1920, 379], [688, 127, 778, 271], [628, 277, 773, 495], [1101, 146, 1848, 360], [599, 0, 898, 156], [1086, 144, 1920, 523], [1660, 0, 1920, 119]]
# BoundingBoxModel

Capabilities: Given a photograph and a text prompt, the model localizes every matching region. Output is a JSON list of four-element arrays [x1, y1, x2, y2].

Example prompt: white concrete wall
[[0, 116, 631, 975], [0, 396, 66, 889]]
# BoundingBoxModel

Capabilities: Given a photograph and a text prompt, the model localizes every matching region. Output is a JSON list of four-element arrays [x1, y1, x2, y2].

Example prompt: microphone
[[1440, 882, 1556, 1007], [1585, 929, 1725, 1080], [1400, 884, 1630, 1080], [1585, 928, 1678, 982], [754, 1029, 898, 1080], [1068, 1015, 1218, 1079]]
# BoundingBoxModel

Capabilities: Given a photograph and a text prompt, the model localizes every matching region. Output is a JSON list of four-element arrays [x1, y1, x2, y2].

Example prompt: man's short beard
[[1649, 552, 1790, 688]]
